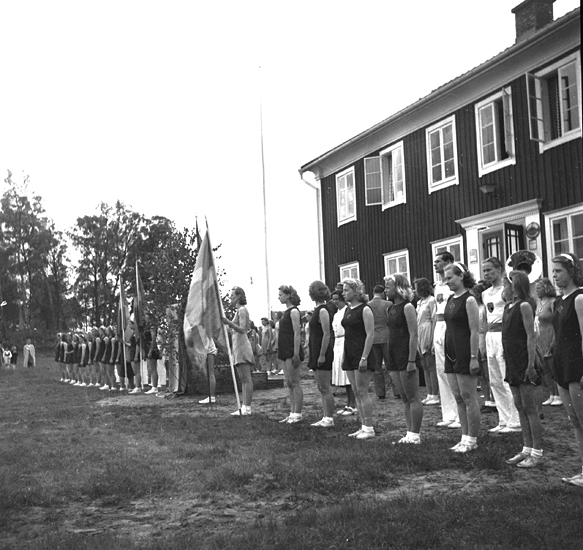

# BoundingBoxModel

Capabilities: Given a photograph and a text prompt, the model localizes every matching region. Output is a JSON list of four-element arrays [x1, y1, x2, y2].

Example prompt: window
[[546, 205, 583, 263], [431, 236, 463, 282], [363, 142, 406, 209], [380, 142, 405, 209], [364, 157, 381, 205], [475, 87, 515, 175], [527, 52, 581, 150], [336, 167, 356, 225], [384, 250, 410, 282], [339, 262, 360, 281], [426, 115, 458, 192]]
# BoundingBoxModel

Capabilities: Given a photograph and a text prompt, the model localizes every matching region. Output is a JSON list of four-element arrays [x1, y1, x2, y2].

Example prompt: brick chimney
[[511, 0, 555, 43]]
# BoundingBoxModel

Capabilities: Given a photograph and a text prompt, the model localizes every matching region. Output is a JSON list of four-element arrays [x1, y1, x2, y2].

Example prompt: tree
[[0, 171, 56, 330]]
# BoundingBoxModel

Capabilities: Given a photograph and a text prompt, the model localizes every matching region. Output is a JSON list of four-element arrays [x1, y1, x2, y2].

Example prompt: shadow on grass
[[24, 485, 583, 550]]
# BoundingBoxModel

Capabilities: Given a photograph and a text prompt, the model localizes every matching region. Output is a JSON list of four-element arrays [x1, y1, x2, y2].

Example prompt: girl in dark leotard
[[277, 285, 303, 424], [341, 278, 375, 440], [502, 271, 543, 469], [307, 281, 335, 428], [385, 273, 423, 444], [443, 262, 481, 454], [551, 252, 583, 487]]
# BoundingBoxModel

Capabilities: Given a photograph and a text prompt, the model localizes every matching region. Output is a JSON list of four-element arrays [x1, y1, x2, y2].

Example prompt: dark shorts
[[342, 353, 375, 372], [553, 343, 583, 390], [117, 361, 135, 378]]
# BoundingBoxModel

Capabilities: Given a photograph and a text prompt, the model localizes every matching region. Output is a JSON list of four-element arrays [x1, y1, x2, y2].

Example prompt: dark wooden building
[[300, 0, 581, 290]]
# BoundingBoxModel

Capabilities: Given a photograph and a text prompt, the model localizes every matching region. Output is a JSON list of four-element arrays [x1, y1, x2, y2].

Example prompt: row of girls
[[219, 253, 583, 486], [54, 319, 161, 395]]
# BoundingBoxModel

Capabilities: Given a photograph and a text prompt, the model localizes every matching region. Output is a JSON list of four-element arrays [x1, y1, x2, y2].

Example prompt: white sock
[[409, 432, 420, 441], [323, 416, 333, 422], [363, 425, 374, 432], [461, 435, 469, 444], [531, 449, 543, 458], [466, 436, 477, 445], [523, 446, 533, 455]]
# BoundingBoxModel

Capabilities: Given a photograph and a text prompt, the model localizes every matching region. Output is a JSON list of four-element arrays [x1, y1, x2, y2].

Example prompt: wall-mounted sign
[[526, 222, 541, 240], [469, 249, 478, 263]]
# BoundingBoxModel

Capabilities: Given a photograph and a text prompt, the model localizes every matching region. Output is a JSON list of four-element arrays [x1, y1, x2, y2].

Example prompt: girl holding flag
[[222, 286, 255, 416]]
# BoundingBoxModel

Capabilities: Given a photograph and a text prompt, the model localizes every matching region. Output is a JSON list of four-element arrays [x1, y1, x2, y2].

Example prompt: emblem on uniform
[[487, 302, 494, 313]]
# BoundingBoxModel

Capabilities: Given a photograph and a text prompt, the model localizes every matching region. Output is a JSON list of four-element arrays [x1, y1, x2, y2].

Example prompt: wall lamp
[[478, 183, 499, 198]]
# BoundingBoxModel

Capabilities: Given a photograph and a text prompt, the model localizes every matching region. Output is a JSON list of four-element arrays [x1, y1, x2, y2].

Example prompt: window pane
[[442, 124, 453, 144], [367, 188, 382, 204], [560, 62, 580, 133], [571, 213, 583, 238], [432, 165, 442, 183], [430, 131, 440, 150], [553, 217, 568, 241], [398, 256, 407, 274], [444, 159, 455, 178], [450, 244, 461, 260]]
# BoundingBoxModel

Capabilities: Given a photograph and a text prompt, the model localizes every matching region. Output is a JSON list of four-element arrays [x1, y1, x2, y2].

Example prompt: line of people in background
[[52, 315, 163, 395], [214, 251, 583, 486]]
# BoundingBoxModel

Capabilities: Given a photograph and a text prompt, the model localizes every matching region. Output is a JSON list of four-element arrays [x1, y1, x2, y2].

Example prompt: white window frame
[[339, 261, 360, 282], [475, 87, 516, 176], [336, 166, 357, 226], [383, 249, 410, 282], [379, 141, 406, 209], [431, 236, 464, 284], [426, 115, 459, 193], [545, 203, 583, 266], [526, 51, 582, 152], [364, 157, 382, 206]]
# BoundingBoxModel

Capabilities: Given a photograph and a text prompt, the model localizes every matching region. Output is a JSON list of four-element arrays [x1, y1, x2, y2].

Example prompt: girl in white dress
[[331, 290, 356, 415]]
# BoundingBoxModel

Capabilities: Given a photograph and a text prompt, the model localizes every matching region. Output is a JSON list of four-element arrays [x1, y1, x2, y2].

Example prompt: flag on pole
[[183, 228, 227, 367], [134, 260, 147, 332], [117, 278, 131, 343]]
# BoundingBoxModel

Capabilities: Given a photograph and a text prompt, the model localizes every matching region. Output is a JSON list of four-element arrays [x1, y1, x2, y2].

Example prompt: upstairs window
[[527, 52, 581, 150], [426, 115, 458, 193], [475, 87, 515, 176], [336, 167, 356, 226], [364, 157, 382, 205], [364, 142, 406, 209]]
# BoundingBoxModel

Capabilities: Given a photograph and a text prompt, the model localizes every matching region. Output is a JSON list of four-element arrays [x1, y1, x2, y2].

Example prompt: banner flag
[[117, 278, 131, 343], [134, 260, 147, 331], [183, 228, 227, 367]]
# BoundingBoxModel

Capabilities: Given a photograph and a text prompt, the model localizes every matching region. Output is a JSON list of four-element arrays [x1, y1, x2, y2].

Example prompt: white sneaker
[[542, 396, 555, 406], [348, 428, 364, 437], [488, 424, 506, 433], [80, 382, 87, 387], [551, 397, 563, 406], [454, 442, 478, 453], [145, 387, 158, 395], [69, 380, 76, 384], [341, 407, 357, 416], [199, 396, 216, 404], [73, 382, 81, 386], [287, 414, 303, 424], [425, 397, 440, 406], [231, 407, 252, 416], [447, 421, 462, 429], [277, 370, 284, 375], [99, 385, 109, 391], [129, 388, 142, 394], [279, 415, 291, 423], [311, 418, 334, 428], [355, 428, 375, 440]]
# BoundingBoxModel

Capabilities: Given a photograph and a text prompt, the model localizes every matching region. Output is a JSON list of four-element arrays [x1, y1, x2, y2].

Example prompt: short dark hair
[[373, 284, 385, 295], [437, 251, 454, 263], [483, 257, 504, 270]]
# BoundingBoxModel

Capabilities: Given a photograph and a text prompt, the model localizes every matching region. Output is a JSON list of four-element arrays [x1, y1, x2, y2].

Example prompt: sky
[[0, 0, 579, 321]]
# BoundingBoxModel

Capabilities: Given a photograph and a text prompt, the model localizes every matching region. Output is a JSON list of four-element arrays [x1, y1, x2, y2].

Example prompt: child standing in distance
[[502, 271, 544, 468]]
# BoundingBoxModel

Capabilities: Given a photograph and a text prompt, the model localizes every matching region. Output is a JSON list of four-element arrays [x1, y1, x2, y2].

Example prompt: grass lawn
[[1, 354, 582, 549]]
